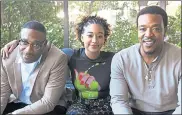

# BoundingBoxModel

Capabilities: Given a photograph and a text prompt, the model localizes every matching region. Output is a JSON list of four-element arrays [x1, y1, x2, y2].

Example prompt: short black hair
[[22, 20, 46, 34], [136, 5, 168, 28]]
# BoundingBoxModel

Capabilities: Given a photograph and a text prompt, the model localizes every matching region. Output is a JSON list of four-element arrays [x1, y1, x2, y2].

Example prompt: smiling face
[[19, 28, 46, 63], [82, 24, 106, 55], [138, 14, 166, 56]]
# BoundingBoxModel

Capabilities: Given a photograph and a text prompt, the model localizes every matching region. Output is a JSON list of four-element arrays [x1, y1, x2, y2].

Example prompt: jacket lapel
[[29, 42, 51, 96], [13, 62, 23, 98], [11, 42, 50, 100]]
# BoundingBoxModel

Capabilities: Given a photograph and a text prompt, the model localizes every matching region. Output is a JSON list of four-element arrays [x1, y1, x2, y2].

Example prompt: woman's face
[[81, 24, 106, 54]]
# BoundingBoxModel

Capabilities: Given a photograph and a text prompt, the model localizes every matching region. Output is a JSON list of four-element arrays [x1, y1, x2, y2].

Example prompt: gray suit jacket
[[1, 42, 68, 114]]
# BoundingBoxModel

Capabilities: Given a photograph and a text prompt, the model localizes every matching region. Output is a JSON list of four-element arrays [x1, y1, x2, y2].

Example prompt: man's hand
[[1, 40, 19, 59]]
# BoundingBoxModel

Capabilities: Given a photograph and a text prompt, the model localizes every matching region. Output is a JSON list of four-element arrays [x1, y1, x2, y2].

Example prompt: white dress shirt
[[18, 54, 42, 104]]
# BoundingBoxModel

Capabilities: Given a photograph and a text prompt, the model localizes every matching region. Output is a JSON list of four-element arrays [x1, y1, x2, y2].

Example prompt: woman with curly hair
[[64, 15, 114, 115], [1, 15, 114, 115]]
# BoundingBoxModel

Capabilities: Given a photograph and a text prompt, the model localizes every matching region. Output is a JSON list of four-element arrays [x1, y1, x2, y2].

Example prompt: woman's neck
[[85, 50, 100, 60]]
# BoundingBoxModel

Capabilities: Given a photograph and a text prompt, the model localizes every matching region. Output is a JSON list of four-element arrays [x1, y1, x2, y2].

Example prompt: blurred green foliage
[[1, 0, 64, 48], [1, 1, 181, 52]]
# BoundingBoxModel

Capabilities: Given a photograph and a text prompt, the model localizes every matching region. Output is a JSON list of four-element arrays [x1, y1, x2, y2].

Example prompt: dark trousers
[[131, 107, 175, 115], [3, 102, 67, 115]]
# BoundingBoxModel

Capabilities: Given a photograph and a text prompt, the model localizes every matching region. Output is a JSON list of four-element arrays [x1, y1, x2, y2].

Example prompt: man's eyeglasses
[[19, 39, 46, 50]]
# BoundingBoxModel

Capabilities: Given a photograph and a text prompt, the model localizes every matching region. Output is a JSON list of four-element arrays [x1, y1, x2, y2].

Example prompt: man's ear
[[44, 40, 48, 46], [164, 27, 167, 37], [104, 38, 107, 45]]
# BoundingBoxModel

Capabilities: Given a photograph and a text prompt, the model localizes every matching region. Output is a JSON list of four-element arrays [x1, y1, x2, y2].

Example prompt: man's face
[[138, 14, 166, 55], [19, 28, 46, 63]]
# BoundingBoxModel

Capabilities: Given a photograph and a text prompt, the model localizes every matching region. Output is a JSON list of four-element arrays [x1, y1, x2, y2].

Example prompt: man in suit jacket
[[1, 21, 68, 114]]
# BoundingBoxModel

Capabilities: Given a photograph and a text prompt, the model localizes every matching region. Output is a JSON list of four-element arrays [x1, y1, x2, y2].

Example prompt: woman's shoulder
[[61, 48, 84, 59], [62, 48, 74, 57]]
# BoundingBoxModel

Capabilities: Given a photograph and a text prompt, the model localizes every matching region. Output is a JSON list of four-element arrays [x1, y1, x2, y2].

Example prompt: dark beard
[[139, 44, 156, 56], [144, 50, 155, 55]]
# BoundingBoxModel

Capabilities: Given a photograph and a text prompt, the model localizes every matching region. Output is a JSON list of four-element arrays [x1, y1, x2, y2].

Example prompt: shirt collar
[[81, 48, 103, 62]]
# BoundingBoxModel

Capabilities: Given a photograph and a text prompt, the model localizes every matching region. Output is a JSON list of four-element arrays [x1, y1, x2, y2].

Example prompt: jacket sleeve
[[109, 53, 133, 114], [12, 53, 68, 114], [1, 59, 12, 114]]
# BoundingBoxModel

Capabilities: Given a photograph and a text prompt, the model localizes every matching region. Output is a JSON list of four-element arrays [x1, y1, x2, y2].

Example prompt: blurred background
[[1, 0, 181, 52]]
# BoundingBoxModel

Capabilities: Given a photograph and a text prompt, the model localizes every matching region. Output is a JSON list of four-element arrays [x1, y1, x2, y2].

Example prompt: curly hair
[[75, 15, 111, 46]]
